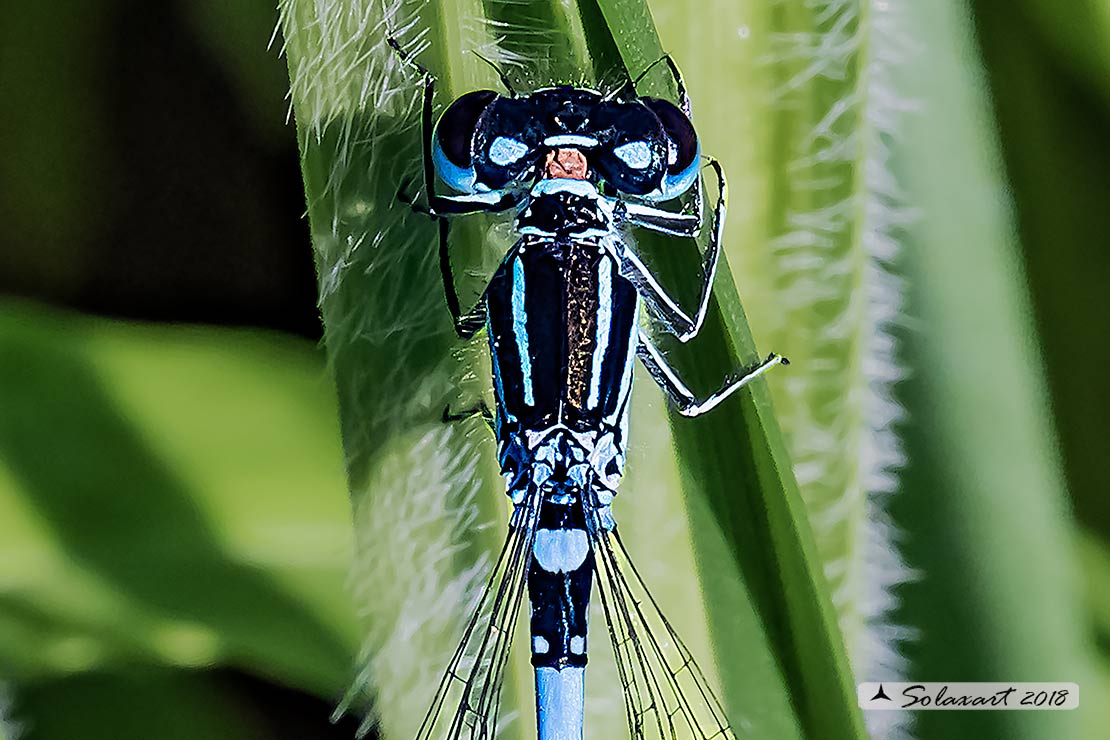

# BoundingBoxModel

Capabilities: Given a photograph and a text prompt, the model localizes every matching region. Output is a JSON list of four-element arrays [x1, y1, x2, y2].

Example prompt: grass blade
[[581, 2, 869, 738], [646, 4, 918, 738]]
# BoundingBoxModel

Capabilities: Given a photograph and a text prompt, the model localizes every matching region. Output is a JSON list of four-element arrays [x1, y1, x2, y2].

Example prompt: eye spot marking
[[613, 140, 652, 170], [489, 136, 529, 166]]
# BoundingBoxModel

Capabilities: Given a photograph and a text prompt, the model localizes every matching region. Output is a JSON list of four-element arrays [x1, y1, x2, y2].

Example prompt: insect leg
[[617, 158, 726, 342], [618, 201, 701, 238], [442, 399, 496, 434], [471, 49, 518, 97], [635, 329, 787, 417], [662, 53, 692, 116], [625, 53, 691, 115], [386, 36, 519, 340]]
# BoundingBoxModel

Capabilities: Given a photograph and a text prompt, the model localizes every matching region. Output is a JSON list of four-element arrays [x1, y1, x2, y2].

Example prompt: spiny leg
[[442, 399, 496, 434], [635, 329, 787, 417], [617, 158, 727, 343], [471, 49, 518, 97], [625, 53, 691, 115], [386, 36, 517, 340]]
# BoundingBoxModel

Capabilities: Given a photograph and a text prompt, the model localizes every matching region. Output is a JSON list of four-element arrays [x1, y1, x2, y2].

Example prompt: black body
[[486, 237, 638, 437]]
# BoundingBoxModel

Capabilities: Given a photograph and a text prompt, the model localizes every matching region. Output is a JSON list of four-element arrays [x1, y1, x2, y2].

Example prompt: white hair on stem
[[765, 1, 920, 738], [339, 424, 502, 738]]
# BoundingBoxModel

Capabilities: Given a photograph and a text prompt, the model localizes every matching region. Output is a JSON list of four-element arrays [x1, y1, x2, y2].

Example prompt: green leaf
[[631, 10, 918, 740], [595, 2, 868, 737], [0, 302, 357, 696], [0, 686, 14, 740], [970, 0, 1110, 547], [279, 0, 518, 733], [16, 670, 262, 740], [888, 1, 1098, 738]]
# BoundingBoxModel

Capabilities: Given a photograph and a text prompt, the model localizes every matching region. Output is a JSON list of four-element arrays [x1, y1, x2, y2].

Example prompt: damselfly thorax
[[492, 176, 638, 510]]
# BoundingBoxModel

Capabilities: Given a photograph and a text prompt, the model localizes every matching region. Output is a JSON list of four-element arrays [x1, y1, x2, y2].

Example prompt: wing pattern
[[587, 498, 737, 740], [414, 483, 736, 740], [415, 485, 543, 740]]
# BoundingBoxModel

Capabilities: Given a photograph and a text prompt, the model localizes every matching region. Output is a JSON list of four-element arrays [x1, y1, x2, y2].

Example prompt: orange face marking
[[544, 148, 589, 180]]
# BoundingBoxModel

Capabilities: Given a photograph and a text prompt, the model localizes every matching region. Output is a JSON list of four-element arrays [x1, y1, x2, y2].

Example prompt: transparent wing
[[415, 486, 542, 740], [588, 506, 737, 740]]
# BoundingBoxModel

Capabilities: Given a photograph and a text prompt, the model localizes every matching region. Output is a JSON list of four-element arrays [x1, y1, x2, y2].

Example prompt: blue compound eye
[[589, 100, 667, 195], [432, 90, 499, 192], [641, 98, 700, 200]]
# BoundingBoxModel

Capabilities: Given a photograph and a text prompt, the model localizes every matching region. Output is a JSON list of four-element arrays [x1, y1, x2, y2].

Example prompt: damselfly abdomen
[[391, 40, 786, 740]]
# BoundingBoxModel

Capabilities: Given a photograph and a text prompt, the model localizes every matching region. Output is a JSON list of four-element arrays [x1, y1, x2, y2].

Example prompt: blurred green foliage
[[0, 0, 1106, 738], [0, 301, 359, 735]]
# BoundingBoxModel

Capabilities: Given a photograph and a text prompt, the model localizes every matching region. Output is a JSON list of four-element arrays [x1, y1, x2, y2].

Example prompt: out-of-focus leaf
[[183, 0, 294, 145], [0, 0, 113, 294], [0, 302, 357, 696], [0, 686, 14, 740], [1076, 530, 1110, 730], [968, 0, 1110, 547], [1010, 0, 1110, 103], [889, 1, 1096, 739], [15, 667, 362, 740], [17, 670, 260, 740]]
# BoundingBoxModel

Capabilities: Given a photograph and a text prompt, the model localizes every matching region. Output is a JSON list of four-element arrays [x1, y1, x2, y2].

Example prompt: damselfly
[[389, 37, 786, 740]]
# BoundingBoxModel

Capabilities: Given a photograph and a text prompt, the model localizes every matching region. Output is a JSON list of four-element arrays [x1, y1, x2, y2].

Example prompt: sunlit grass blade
[[0, 688, 13, 740], [574, 2, 870, 738], [278, 0, 521, 734], [645, 4, 917, 739]]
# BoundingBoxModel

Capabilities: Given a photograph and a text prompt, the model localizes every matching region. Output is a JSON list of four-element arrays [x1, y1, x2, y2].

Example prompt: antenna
[[472, 50, 519, 97]]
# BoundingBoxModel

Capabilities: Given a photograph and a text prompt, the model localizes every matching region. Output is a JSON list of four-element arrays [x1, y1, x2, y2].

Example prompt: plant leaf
[[888, 1, 1097, 738], [592, 2, 868, 738], [0, 302, 357, 696]]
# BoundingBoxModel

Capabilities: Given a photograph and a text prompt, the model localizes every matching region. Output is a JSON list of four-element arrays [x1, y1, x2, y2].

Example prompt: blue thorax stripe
[[512, 257, 535, 406], [588, 258, 612, 410]]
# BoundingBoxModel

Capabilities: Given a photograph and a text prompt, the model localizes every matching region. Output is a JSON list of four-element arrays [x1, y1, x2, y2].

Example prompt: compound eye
[[641, 98, 700, 199], [433, 90, 499, 192], [588, 101, 666, 195]]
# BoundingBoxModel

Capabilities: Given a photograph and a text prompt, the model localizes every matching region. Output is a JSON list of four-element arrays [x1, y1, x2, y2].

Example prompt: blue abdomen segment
[[529, 483, 593, 740], [529, 498, 593, 670]]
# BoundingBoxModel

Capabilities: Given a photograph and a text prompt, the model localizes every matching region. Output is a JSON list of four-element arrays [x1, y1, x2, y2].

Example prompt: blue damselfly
[[389, 37, 786, 740]]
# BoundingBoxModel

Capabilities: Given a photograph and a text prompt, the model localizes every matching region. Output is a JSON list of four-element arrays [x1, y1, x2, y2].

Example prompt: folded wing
[[415, 487, 543, 740], [588, 505, 736, 740]]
